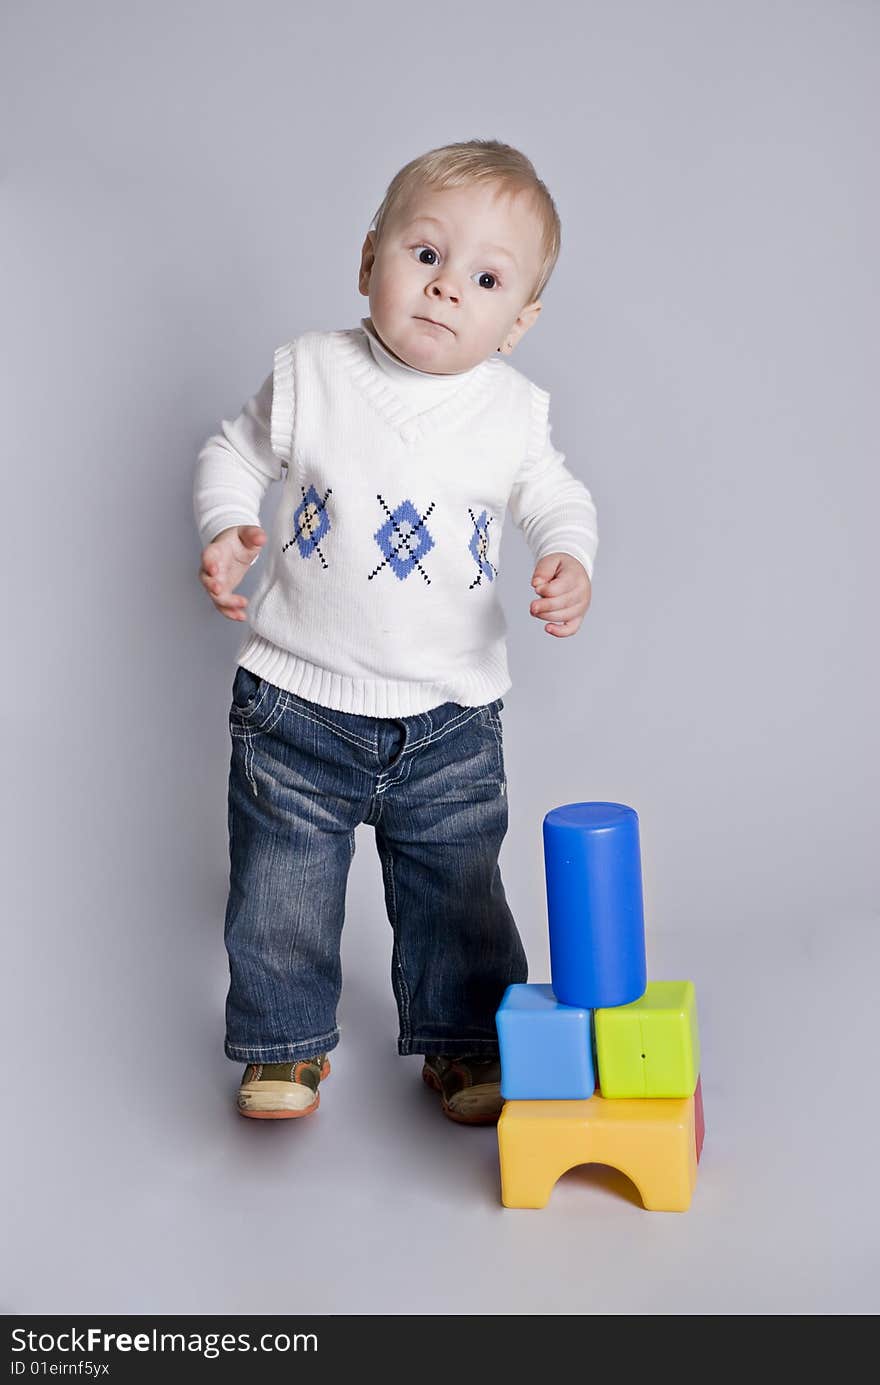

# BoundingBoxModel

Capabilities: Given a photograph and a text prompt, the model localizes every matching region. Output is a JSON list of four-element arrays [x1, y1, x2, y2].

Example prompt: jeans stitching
[[377, 836, 411, 1047], [279, 697, 377, 752], [375, 707, 485, 792], [374, 738, 416, 795], [262, 696, 288, 737], [233, 724, 258, 798], [247, 698, 485, 759], [402, 705, 482, 755], [225, 1026, 340, 1060], [230, 693, 288, 796], [485, 706, 506, 792]]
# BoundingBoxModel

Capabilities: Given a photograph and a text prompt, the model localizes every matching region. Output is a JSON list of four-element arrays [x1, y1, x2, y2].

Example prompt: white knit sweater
[[193, 320, 598, 716]]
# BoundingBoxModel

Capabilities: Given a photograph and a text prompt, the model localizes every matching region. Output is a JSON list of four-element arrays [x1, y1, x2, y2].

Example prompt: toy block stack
[[496, 802, 704, 1212]]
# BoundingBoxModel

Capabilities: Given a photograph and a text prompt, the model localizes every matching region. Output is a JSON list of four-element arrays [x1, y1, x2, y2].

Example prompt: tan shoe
[[237, 1055, 330, 1120], [422, 1054, 503, 1125]]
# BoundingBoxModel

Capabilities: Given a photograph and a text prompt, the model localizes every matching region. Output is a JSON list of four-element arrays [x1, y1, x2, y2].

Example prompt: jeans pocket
[[230, 666, 279, 730], [481, 697, 504, 726]]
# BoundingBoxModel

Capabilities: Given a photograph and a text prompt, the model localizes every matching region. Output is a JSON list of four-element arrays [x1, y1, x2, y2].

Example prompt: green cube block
[[595, 980, 700, 1098]]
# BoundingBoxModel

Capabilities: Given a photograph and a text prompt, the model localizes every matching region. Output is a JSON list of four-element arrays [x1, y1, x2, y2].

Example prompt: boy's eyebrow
[[403, 215, 519, 268]]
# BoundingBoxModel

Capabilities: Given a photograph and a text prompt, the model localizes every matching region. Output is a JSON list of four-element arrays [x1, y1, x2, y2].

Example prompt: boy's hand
[[198, 524, 266, 621], [529, 553, 592, 638]]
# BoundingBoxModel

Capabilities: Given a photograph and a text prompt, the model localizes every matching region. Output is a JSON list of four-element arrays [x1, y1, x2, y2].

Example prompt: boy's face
[[358, 181, 544, 374]]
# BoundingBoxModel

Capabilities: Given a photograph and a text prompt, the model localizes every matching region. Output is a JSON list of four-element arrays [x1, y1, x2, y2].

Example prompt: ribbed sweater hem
[[234, 633, 512, 717]]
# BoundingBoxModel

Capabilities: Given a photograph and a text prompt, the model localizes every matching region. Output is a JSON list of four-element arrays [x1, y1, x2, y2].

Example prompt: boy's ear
[[498, 299, 542, 354], [358, 231, 376, 295]]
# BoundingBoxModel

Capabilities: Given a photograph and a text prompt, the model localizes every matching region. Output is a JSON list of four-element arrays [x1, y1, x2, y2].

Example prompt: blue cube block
[[496, 983, 595, 1099]]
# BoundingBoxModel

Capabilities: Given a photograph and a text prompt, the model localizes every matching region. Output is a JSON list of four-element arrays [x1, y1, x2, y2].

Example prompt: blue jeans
[[223, 666, 527, 1063]]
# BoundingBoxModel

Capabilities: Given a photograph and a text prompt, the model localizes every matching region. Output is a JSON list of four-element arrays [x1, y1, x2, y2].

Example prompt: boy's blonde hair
[[369, 139, 561, 304]]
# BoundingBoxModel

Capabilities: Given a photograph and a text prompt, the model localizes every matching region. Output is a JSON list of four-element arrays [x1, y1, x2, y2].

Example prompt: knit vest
[[235, 326, 552, 717]]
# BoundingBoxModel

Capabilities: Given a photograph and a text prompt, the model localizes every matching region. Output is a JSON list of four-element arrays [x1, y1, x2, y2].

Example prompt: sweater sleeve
[[192, 370, 283, 552], [507, 384, 599, 579]]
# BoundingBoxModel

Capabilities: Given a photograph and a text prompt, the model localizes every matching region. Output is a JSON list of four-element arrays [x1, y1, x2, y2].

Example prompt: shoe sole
[[238, 1058, 331, 1120], [421, 1065, 502, 1125]]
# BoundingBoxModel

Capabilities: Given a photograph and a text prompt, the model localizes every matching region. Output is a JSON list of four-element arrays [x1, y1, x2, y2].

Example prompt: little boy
[[193, 139, 598, 1124]]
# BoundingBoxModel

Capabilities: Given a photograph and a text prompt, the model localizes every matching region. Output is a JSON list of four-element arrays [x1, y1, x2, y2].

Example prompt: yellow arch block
[[498, 1091, 697, 1211]]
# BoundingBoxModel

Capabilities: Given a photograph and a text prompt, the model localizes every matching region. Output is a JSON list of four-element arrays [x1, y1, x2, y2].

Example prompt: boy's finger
[[533, 603, 582, 623], [532, 576, 576, 597], [214, 591, 246, 611], [530, 590, 577, 613], [545, 615, 583, 637], [532, 583, 577, 601]]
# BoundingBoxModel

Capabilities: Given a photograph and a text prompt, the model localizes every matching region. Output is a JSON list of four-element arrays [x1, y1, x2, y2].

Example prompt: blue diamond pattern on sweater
[[374, 499, 435, 581], [468, 509, 495, 582], [293, 485, 331, 558]]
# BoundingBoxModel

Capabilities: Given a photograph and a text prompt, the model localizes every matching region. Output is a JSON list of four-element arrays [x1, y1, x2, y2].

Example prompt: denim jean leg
[[223, 693, 365, 1063], [373, 701, 527, 1056]]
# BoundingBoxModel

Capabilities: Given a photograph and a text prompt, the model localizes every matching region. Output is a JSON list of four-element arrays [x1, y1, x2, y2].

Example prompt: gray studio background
[[3, 0, 878, 1315]]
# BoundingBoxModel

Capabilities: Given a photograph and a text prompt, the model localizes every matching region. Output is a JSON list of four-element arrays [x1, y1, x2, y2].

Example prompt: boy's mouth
[[414, 316, 454, 334]]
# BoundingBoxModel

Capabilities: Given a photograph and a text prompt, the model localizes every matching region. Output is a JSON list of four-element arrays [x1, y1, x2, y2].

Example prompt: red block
[[694, 1074, 705, 1163]]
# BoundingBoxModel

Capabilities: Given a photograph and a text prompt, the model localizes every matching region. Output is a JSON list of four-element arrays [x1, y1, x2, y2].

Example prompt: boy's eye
[[411, 246, 500, 290]]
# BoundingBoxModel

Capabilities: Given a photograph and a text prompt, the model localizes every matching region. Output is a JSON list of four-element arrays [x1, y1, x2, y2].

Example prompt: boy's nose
[[427, 278, 460, 304]]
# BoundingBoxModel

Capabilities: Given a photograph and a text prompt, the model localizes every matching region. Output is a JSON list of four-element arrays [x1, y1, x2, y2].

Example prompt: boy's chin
[[397, 335, 459, 373]]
